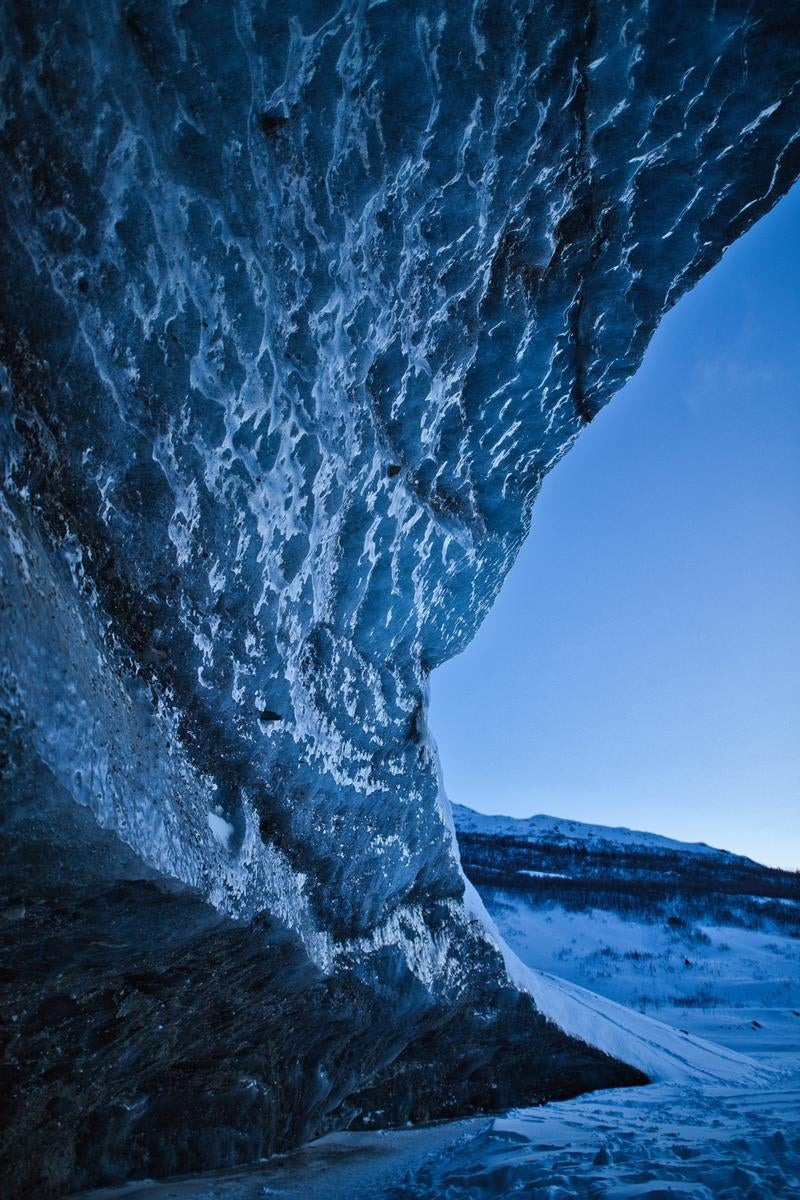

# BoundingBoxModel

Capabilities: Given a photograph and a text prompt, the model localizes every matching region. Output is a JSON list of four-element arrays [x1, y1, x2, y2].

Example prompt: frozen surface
[[69, 1027, 800, 1200], [463, 881, 767, 1088], [72, 1121, 489, 1200], [390, 1070, 800, 1199]]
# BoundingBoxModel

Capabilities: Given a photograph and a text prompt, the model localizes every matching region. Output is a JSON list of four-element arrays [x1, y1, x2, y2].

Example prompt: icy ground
[[387, 1068, 800, 1199], [72, 1121, 490, 1200]]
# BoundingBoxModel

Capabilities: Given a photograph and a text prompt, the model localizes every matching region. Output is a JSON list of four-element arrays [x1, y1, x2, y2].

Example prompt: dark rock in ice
[[1, 0, 799, 1195]]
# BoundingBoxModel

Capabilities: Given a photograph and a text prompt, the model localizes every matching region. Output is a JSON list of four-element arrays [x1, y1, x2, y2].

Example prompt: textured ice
[[1, 0, 800, 1195]]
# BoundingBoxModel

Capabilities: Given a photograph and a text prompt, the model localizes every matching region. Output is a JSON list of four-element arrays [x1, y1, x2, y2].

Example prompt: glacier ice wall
[[1, 0, 798, 1194]]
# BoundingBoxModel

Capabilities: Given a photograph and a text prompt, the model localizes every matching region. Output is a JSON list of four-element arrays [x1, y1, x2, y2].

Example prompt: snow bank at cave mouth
[[463, 880, 767, 1088]]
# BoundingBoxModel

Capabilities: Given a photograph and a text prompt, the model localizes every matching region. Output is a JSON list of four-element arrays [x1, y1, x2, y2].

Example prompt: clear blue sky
[[431, 185, 800, 871]]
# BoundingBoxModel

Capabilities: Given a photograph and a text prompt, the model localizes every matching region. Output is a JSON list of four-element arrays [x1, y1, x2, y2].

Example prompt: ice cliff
[[1, 1, 799, 1195]]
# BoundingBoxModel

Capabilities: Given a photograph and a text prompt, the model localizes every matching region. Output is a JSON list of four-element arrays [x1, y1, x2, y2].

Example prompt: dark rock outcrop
[[1, 0, 798, 1194]]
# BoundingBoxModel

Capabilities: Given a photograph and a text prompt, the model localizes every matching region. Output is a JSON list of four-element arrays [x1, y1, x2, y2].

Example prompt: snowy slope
[[463, 882, 767, 1088], [457, 805, 800, 1080]]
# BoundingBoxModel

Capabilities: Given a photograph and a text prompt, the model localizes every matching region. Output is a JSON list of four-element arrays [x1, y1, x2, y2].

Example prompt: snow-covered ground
[[486, 893, 800, 1053], [76, 1044, 800, 1200], [389, 1069, 800, 1198], [398, 811, 800, 1197], [384, 879, 800, 1193], [454, 802, 800, 1062]]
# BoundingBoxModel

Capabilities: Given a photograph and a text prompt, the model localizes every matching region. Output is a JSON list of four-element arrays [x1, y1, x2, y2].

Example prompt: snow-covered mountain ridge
[[453, 804, 757, 862], [453, 802, 800, 926]]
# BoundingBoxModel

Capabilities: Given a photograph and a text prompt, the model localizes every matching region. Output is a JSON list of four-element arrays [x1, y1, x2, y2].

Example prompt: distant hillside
[[453, 803, 799, 931], [452, 803, 757, 862], [453, 804, 800, 1048]]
